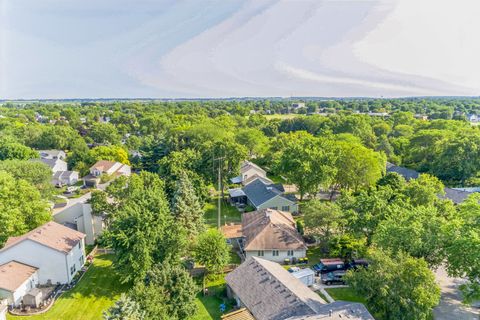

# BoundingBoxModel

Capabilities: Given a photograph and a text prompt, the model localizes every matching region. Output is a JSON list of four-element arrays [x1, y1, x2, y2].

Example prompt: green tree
[[89, 122, 120, 145], [103, 294, 145, 320], [102, 172, 186, 283], [303, 200, 346, 242], [0, 141, 38, 160], [171, 172, 205, 239], [329, 234, 367, 263], [194, 229, 230, 274], [0, 171, 50, 246], [90, 145, 130, 165], [131, 261, 197, 320], [0, 160, 54, 198], [235, 128, 269, 157], [345, 249, 440, 320]]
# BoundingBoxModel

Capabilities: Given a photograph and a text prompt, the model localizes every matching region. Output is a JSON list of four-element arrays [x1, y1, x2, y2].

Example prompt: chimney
[[329, 310, 333, 317]]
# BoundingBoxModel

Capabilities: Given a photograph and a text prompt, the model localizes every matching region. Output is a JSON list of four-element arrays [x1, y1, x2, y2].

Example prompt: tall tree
[[131, 262, 197, 320], [171, 172, 205, 239], [303, 200, 346, 242], [193, 229, 230, 274], [103, 294, 145, 320], [0, 141, 38, 160], [0, 160, 54, 199]]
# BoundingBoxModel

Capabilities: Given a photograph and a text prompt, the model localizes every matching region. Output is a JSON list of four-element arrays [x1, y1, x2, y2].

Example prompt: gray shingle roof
[[386, 162, 420, 181], [225, 257, 326, 320], [442, 187, 472, 204], [242, 179, 290, 207], [286, 301, 375, 320]]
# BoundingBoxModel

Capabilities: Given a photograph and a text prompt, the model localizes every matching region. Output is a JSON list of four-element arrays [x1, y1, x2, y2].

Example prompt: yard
[[192, 275, 234, 320], [8, 254, 129, 320], [324, 287, 367, 304], [204, 197, 242, 228]]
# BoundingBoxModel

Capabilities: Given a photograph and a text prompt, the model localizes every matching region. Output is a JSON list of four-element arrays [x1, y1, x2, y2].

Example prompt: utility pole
[[214, 156, 225, 229]]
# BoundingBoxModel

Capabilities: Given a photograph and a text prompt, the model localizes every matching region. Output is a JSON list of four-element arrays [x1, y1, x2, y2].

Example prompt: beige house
[[0, 261, 39, 306], [83, 160, 131, 187], [241, 209, 306, 262]]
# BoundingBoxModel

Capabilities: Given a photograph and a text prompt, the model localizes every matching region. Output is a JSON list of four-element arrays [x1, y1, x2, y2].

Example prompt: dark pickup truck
[[321, 270, 346, 285]]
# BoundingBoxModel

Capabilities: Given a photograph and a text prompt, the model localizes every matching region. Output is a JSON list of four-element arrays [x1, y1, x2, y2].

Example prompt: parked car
[[347, 259, 369, 270], [312, 258, 345, 275], [321, 270, 346, 285]]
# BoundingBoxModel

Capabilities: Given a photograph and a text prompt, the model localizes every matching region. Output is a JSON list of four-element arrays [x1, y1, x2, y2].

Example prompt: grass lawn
[[204, 197, 242, 228], [264, 114, 302, 120], [8, 254, 129, 320], [325, 287, 367, 304], [191, 275, 234, 320]]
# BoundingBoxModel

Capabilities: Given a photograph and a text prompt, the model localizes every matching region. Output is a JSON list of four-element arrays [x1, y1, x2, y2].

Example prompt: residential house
[[0, 261, 39, 306], [241, 209, 306, 262], [386, 162, 473, 204], [242, 178, 298, 213], [38, 158, 68, 174], [226, 257, 374, 320], [52, 170, 79, 187], [38, 150, 66, 160], [231, 161, 268, 185], [53, 193, 104, 245], [83, 160, 131, 187], [0, 222, 86, 284]]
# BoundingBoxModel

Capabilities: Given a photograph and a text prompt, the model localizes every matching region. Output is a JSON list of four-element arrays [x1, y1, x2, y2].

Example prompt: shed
[[291, 268, 315, 286], [23, 288, 42, 308]]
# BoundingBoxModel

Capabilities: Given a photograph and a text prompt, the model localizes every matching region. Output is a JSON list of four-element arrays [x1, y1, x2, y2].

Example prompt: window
[[257, 250, 264, 257], [78, 242, 81, 249], [272, 250, 279, 256], [79, 256, 84, 265], [282, 206, 290, 212], [270, 206, 278, 210], [70, 265, 76, 275], [287, 250, 294, 256]]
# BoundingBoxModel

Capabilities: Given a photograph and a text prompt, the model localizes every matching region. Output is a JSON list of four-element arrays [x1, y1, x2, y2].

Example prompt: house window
[[80, 255, 84, 265], [287, 250, 294, 256], [281, 206, 290, 212], [272, 250, 279, 256], [78, 242, 81, 249], [270, 206, 278, 210], [70, 265, 76, 275], [257, 251, 264, 257]]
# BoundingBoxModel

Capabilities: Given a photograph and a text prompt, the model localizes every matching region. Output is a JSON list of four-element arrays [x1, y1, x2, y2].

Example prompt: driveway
[[433, 266, 479, 320]]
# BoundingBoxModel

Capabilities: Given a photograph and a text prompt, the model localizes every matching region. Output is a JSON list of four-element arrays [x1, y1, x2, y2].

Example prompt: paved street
[[433, 266, 479, 320]]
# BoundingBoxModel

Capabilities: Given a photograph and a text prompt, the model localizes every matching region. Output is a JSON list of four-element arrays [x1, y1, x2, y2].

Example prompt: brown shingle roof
[[225, 257, 326, 320], [0, 261, 38, 292], [242, 209, 306, 251], [2, 221, 85, 254], [221, 224, 243, 239], [221, 308, 255, 320], [90, 160, 117, 172]]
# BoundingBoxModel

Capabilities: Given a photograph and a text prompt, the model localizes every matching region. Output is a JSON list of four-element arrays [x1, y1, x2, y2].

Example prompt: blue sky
[[1, 0, 479, 99]]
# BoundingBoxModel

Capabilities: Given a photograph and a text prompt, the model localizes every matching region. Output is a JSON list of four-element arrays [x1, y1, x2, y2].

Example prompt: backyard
[[204, 197, 242, 228], [8, 254, 129, 320], [324, 287, 367, 304], [192, 275, 234, 320]]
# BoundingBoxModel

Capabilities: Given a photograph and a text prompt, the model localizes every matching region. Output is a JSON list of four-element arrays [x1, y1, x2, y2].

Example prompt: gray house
[[242, 178, 298, 213], [225, 257, 374, 320]]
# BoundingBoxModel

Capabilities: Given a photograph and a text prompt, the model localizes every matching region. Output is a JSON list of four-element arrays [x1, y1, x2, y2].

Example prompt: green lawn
[[204, 197, 242, 228], [264, 114, 302, 120], [191, 275, 234, 320], [8, 254, 129, 320], [325, 287, 367, 304]]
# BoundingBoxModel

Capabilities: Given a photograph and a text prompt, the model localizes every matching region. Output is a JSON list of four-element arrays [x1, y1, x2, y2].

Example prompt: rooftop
[[242, 209, 306, 251], [90, 160, 119, 172], [2, 221, 85, 254], [242, 179, 291, 207], [221, 224, 243, 239], [225, 257, 327, 320], [0, 261, 38, 292], [221, 308, 255, 320]]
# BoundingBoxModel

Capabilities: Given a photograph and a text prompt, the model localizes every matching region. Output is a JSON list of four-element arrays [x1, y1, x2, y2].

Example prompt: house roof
[[241, 161, 266, 176], [242, 179, 291, 207], [0, 261, 38, 292], [242, 209, 306, 251], [291, 268, 315, 279], [38, 158, 66, 169], [443, 187, 472, 204], [2, 221, 85, 254], [386, 162, 420, 181], [90, 160, 118, 172], [243, 174, 273, 186], [53, 170, 78, 179], [221, 308, 255, 320], [286, 301, 375, 320], [38, 150, 64, 157], [225, 257, 326, 320], [229, 188, 246, 198], [221, 224, 243, 239]]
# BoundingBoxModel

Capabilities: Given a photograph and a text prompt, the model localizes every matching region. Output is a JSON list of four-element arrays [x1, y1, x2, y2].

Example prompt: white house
[[83, 160, 131, 187], [38, 150, 66, 160], [231, 161, 267, 185], [38, 158, 68, 174], [52, 171, 79, 187], [53, 194, 104, 245], [0, 261, 39, 306], [0, 222, 86, 285], [241, 209, 307, 263]]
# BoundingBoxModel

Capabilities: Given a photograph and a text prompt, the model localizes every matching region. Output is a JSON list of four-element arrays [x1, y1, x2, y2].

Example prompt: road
[[433, 266, 479, 320]]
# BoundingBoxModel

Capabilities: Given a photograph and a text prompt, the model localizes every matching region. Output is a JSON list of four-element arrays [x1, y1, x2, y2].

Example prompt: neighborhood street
[[434, 266, 479, 320]]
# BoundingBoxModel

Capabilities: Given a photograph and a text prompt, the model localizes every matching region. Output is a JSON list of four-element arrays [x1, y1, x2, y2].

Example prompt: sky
[[1, 0, 480, 99]]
